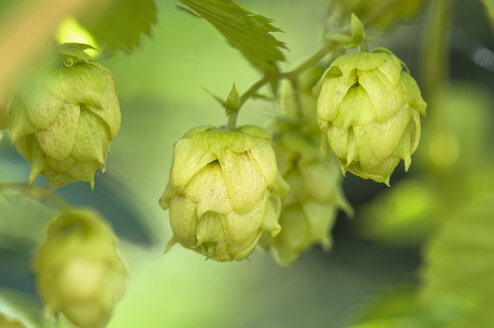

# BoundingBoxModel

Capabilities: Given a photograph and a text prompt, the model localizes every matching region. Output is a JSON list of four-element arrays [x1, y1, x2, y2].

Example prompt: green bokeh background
[[1, 0, 494, 327]]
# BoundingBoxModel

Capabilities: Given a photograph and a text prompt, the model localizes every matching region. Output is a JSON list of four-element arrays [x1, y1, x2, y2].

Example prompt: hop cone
[[7, 44, 120, 188], [317, 48, 426, 184], [262, 128, 352, 264], [33, 209, 127, 328], [160, 126, 288, 262]]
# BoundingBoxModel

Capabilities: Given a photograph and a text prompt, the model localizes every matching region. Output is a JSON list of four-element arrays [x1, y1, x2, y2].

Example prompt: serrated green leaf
[[178, 0, 286, 72], [421, 196, 494, 328], [480, 0, 494, 32], [80, 0, 157, 53]]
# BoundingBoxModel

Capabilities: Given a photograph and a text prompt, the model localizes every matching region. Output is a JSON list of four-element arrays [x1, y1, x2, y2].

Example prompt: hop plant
[[7, 43, 121, 188], [317, 48, 426, 184], [160, 126, 288, 262], [261, 127, 352, 264], [33, 209, 127, 328], [0, 313, 26, 328]]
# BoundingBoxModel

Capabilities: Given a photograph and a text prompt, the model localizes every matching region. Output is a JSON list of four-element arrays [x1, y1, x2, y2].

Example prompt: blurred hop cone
[[280, 65, 327, 135], [160, 126, 289, 262], [7, 43, 121, 188], [261, 129, 352, 264], [317, 48, 426, 185], [33, 209, 127, 328], [0, 313, 26, 328]]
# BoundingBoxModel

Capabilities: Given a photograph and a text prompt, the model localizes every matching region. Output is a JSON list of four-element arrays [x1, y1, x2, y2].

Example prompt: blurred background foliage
[[1, 0, 494, 327]]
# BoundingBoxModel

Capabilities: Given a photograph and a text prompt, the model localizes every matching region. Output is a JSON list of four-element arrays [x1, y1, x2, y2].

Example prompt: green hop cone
[[160, 126, 288, 262], [0, 313, 26, 328], [261, 129, 352, 264], [34, 209, 127, 328], [317, 48, 426, 185], [7, 43, 121, 188]]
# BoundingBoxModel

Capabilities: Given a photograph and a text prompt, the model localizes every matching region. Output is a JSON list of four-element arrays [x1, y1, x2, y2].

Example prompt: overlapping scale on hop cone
[[160, 126, 288, 262], [261, 126, 352, 264], [7, 43, 120, 188], [317, 48, 426, 185], [34, 209, 127, 328]]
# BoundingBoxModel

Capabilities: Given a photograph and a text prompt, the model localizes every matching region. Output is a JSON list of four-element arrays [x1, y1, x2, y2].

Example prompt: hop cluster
[[7, 44, 120, 188], [34, 209, 127, 328], [317, 48, 426, 184], [160, 126, 288, 261], [262, 128, 351, 264]]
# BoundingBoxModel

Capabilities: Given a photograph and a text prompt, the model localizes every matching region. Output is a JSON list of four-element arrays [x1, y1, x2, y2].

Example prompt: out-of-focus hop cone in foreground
[[33, 209, 127, 328], [160, 126, 288, 262]]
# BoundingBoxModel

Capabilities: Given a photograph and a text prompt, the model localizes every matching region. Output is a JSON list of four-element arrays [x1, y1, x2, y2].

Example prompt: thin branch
[[0, 183, 70, 212]]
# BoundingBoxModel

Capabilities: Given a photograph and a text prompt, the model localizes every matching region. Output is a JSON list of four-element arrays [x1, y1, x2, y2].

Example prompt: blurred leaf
[[0, 107, 7, 130], [178, 0, 286, 72], [421, 196, 494, 328], [416, 83, 493, 175], [56, 174, 159, 247], [355, 179, 438, 247], [80, 0, 157, 53], [0, 287, 43, 328], [326, 0, 427, 33], [0, 242, 36, 295], [0, 140, 157, 247], [480, 0, 494, 32], [349, 287, 466, 328]]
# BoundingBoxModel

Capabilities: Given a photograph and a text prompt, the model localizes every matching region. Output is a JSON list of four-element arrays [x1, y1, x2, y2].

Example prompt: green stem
[[283, 41, 337, 78], [0, 183, 70, 212], [237, 41, 338, 113], [239, 76, 271, 108], [227, 112, 238, 131], [358, 41, 368, 53], [288, 75, 303, 120]]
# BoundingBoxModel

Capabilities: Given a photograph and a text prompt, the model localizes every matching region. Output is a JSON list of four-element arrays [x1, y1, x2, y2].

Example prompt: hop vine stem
[[236, 41, 338, 115], [0, 182, 70, 212]]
